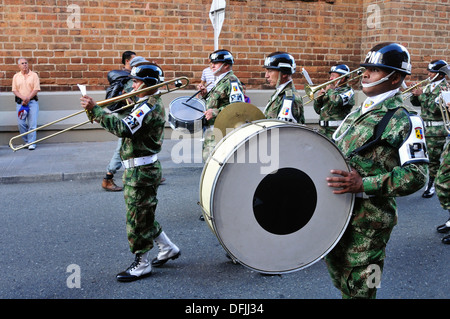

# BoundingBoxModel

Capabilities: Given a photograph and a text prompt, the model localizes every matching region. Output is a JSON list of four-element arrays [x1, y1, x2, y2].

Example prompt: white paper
[[77, 84, 86, 96]]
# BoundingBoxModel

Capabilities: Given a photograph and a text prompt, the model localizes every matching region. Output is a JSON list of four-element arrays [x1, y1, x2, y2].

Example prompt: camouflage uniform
[[435, 141, 450, 210], [410, 79, 448, 180], [325, 93, 428, 298], [201, 70, 245, 160], [264, 81, 305, 124], [89, 94, 165, 254], [313, 85, 355, 139]]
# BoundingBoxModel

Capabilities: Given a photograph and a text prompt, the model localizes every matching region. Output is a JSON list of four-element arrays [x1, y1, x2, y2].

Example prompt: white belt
[[320, 120, 342, 127], [122, 154, 157, 168], [355, 192, 375, 199], [424, 120, 444, 127]]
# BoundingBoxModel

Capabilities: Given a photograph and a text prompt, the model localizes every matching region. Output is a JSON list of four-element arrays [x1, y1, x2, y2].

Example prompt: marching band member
[[435, 101, 450, 244], [262, 51, 305, 124], [81, 64, 180, 282], [325, 42, 428, 298], [410, 60, 449, 198], [313, 64, 355, 139], [197, 49, 246, 161]]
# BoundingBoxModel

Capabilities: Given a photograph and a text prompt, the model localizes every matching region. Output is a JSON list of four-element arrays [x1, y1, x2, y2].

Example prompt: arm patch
[[122, 102, 153, 134]]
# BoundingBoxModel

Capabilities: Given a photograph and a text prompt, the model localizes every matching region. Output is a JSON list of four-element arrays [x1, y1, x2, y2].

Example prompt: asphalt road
[[0, 166, 448, 304]]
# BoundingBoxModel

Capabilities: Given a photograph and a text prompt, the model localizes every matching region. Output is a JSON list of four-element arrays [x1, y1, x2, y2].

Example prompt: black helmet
[[427, 60, 449, 75], [130, 64, 164, 86], [360, 42, 411, 75], [329, 64, 350, 76], [263, 52, 296, 75], [209, 50, 234, 65]]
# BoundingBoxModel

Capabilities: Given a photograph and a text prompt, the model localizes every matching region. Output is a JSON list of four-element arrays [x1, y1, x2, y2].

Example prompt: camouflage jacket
[[90, 95, 165, 186], [334, 93, 428, 230], [202, 70, 244, 126], [264, 81, 305, 124], [313, 85, 355, 121], [410, 79, 448, 137]]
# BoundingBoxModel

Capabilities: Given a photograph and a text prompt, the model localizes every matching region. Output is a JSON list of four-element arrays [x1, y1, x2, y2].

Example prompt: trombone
[[401, 73, 439, 100], [439, 91, 450, 134], [9, 77, 190, 151], [302, 67, 365, 104]]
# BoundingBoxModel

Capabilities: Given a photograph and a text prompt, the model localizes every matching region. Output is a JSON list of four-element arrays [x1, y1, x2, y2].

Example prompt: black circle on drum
[[252, 167, 317, 235]]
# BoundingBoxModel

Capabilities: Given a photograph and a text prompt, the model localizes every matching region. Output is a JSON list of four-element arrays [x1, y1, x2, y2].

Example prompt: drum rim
[[199, 120, 354, 274]]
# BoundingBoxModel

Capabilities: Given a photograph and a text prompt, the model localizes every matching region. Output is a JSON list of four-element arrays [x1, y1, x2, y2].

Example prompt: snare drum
[[199, 120, 354, 274], [168, 96, 205, 134]]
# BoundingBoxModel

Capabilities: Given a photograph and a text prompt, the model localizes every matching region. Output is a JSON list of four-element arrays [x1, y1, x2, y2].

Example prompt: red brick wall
[[0, 0, 448, 92]]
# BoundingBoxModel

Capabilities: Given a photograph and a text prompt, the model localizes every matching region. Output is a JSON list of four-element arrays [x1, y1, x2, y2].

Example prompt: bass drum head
[[199, 120, 354, 274]]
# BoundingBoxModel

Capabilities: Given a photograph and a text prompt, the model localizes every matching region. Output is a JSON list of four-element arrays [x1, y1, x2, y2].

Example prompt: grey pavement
[[0, 138, 203, 184]]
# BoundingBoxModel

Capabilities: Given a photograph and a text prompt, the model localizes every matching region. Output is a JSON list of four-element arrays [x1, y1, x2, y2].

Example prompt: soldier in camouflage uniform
[[262, 52, 304, 124], [410, 60, 449, 198], [325, 43, 428, 298], [81, 64, 180, 282], [197, 49, 245, 161], [313, 64, 355, 139], [435, 101, 450, 244]]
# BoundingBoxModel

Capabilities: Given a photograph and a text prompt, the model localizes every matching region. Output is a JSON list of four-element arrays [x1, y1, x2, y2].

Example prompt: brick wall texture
[[0, 0, 449, 92]]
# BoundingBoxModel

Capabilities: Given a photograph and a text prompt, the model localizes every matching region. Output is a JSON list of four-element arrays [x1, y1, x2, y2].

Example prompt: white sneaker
[[28, 144, 36, 150]]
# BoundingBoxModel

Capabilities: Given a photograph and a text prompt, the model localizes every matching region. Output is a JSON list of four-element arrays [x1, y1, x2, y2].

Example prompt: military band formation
[[15, 41, 450, 298]]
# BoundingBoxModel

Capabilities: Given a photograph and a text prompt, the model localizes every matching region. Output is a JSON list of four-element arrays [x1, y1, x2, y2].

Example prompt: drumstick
[[186, 82, 213, 103], [182, 102, 205, 113]]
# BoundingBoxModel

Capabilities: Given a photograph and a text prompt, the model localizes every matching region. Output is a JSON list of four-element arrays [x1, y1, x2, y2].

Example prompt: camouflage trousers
[[122, 163, 163, 254], [436, 140, 450, 210], [324, 225, 393, 299], [426, 135, 446, 179], [202, 127, 217, 162]]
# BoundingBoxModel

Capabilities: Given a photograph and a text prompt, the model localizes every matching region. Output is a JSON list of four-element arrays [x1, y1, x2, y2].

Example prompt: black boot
[[422, 178, 435, 198]]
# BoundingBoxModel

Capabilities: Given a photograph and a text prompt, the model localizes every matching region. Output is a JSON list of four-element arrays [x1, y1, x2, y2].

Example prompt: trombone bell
[[303, 67, 365, 101]]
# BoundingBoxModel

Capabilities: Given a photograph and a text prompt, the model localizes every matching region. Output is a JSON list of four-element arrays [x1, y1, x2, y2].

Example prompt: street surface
[[0, 166, 448, 305]]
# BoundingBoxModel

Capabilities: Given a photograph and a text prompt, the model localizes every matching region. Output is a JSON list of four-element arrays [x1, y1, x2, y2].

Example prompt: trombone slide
[[8, 77, 190, 151]]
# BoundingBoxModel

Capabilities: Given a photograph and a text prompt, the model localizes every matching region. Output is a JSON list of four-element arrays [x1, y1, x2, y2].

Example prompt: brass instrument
[[439, 91, 450, 134], [9, 77, 190, 151], [303, 67, 365, 104], [401, 73, 439, 100]]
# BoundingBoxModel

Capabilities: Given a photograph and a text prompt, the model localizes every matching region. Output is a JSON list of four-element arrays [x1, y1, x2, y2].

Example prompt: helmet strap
[[213, 63, 225, 76], [361, 70, 395, 88]]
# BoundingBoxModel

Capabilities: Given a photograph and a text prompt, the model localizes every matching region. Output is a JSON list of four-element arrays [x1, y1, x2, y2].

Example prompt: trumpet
[[439, 91, 450, 134], [401, 73, 439, 100], [303, 67, 365, 103], [9, 77, 190, 151]]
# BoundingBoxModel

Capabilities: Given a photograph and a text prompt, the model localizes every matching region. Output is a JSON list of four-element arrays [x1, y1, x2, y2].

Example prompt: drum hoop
[[199, 120, 355, 274]]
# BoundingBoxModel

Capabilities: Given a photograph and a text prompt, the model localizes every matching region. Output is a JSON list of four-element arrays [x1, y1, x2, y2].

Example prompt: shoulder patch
[[122, 102, 152, 134]]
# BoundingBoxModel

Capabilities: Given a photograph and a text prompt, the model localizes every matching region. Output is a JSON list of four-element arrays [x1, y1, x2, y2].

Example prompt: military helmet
[[427, 60, 449, 75], [130, 64, 164, 86], [263, 52, 296, 75], [209, 50, 234, 65], [329, 64, 350, 76], [360, 42, 411, 75]]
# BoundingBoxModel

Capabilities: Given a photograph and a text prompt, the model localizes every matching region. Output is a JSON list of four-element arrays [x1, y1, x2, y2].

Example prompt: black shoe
[[442, 234, 450, 245], [437, 219, 450, 234]]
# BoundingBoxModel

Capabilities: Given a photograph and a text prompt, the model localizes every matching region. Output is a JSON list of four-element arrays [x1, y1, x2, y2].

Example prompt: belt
[[355, 192, 375, 199], [122, 154, 157, 168], [320, 120, 342, 127], [424, 120, 444, 127]]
